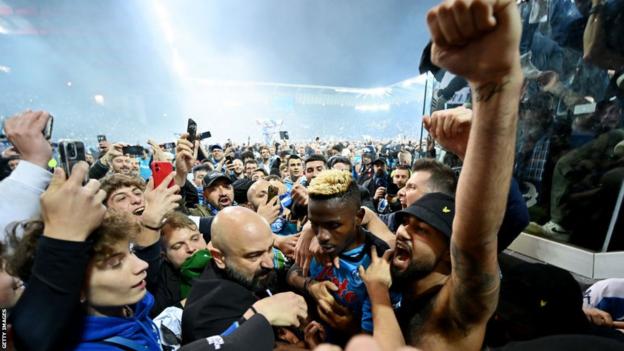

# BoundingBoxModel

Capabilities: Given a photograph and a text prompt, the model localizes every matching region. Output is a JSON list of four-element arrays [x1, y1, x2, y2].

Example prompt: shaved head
[[247, 179, 270, 210], [211, 206, 272, 256], [210, 206, 276, 293]]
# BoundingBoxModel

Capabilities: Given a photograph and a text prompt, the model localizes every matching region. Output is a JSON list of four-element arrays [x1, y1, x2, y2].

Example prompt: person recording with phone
[[88, 142, 137, 179], [364, 157, 392, 213], [375, 165, 411, 215]]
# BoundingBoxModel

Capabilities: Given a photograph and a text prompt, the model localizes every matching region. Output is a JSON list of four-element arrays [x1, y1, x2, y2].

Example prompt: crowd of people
[[0, 0, 623, 350]]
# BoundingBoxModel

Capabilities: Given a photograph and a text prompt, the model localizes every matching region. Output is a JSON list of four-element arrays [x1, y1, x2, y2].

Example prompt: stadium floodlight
[[94, 94, 105, 105]]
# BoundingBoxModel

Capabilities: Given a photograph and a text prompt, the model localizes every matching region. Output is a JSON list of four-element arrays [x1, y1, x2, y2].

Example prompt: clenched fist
[[427, 0, 522, 84]]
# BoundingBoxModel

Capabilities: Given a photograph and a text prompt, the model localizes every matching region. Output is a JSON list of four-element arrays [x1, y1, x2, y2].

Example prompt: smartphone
[[387, 182, 400, 196], [97, 134, 107, 143], [43, 115, 54, 140], [159, 142, 176, 150], [58, 140, 86, 176], [199, 131, 212, 140], [225, 155, 233, 164], [151, 161, 175, 188], [267, 185, 279, 204], [123, 145, 144, 156], [187, 118, 197, 144], [279, 131, 289, 140]]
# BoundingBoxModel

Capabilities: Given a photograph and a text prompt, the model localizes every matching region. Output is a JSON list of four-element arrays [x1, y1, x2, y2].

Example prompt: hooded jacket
[[74, 292, 161, 350]]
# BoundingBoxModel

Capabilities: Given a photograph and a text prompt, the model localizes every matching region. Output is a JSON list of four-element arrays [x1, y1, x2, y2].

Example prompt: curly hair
[[6, 212, 141, 281]]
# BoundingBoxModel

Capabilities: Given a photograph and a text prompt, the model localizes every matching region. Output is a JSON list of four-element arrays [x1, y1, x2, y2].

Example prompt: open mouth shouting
[[392, 240, 412, 271], [218, 196, 232, 207], [132, 206, 145, 216]]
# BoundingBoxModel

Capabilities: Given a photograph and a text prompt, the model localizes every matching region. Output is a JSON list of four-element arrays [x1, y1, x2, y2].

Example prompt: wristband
[[142, 220, 165, 231]]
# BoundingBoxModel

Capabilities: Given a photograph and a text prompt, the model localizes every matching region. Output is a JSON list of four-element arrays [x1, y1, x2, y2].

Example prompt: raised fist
[[427, 0, 522, 84]]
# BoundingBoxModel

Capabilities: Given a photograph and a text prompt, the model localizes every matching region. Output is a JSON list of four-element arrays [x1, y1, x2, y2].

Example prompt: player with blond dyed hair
[[287, 169, 396, 344]]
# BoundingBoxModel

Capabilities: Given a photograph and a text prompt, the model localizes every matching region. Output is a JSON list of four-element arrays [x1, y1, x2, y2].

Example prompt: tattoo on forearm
[[473, 81, 509, 102], [450, 243, 499, 323]]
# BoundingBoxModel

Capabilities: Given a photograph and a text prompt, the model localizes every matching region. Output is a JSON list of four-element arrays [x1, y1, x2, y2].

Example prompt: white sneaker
[[541, 220, 571, 242], [521, 52, 542, 80]]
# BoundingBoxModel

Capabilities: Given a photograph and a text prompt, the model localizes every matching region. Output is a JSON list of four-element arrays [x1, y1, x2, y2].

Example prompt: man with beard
[[88, 143, 134, 179], [227, 158, 245, 181], [357, 152, 375, 186], [181, 207, 308, 343], [187, 171, 235, 216], [365, 158, 392, 212], [209, 144, 225, 170], [287, 170, 395, 343], [357, 0, 524, 350], [258, 146, 272, 174]]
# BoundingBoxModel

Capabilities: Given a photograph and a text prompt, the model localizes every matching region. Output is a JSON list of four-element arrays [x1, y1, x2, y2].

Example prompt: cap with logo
[[396, 192, 455, 239]]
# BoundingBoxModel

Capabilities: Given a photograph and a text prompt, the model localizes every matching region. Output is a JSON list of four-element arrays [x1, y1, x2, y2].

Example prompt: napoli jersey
[[308, 229, 400, 333]]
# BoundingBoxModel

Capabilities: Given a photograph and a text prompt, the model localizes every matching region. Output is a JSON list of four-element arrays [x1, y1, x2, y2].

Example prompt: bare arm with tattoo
[[422, 0, 523, 349]]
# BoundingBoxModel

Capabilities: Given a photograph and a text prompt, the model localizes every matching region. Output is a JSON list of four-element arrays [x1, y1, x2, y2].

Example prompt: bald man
[[181, 207, 308, 344]]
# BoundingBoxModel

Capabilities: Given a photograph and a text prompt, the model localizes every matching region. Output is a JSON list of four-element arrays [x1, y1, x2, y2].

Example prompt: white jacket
[[0, 161, 51, 241]]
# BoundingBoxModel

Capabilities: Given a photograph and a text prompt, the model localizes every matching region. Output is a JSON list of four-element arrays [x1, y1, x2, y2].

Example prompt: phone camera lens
[[68, 144, 77, 158]]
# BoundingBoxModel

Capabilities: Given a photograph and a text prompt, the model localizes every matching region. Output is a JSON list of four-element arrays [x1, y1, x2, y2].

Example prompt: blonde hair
[[308, 169, 352, 197]]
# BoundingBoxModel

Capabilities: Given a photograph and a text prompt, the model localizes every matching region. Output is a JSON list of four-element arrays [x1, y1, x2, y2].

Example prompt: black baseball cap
[[396, 192, 455, 239], [202, 171, 232, 188], [373, 157, 386, 166], [210, 144, 223, 151]]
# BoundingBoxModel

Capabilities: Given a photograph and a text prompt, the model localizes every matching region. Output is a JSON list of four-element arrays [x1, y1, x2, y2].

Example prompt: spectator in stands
[[245, 159, 258, 179], [187, 171, 235, 216], [228, 158, 245, 181], [252, 168, 268, 181], [303, 154, 327, 185], [258, 146, 272, 174], [192, 165, 211, 206], [284, 154, 303, 189]]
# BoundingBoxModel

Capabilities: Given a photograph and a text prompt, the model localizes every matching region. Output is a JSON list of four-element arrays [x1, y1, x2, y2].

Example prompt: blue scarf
[[74, 292, 161, 350]]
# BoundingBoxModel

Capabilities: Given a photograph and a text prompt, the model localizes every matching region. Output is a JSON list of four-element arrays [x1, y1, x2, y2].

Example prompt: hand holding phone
[[267, 185, 279, 204], [2, 111, 54, 168], [151, 161, 175, 188], [59, 140, 87, 177]]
